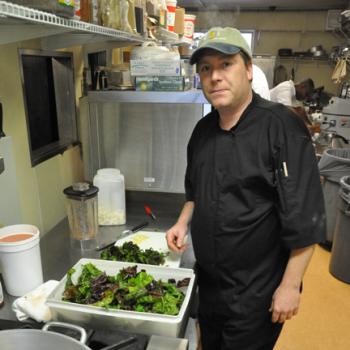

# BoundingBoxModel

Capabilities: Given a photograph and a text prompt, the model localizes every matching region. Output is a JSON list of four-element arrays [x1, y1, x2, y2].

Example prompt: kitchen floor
[[186, 245, 350, 350], [275, 245, 350, 350]]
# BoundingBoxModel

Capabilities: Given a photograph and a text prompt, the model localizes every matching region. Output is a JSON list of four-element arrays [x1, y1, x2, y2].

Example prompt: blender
[[63, 182, 99, 250]]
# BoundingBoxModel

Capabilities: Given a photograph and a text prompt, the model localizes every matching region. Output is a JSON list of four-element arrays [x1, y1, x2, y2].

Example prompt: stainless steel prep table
[[0, 191, 196, 334]]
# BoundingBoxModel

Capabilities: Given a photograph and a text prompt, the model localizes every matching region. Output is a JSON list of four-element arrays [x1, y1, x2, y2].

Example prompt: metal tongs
[[95, 221, 149, 252]]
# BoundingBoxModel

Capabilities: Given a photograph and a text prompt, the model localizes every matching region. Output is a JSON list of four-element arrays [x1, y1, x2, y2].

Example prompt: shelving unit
[[0, 1, 145, 49], [88, 90, 209, 104], [277, 56, 330, 63]]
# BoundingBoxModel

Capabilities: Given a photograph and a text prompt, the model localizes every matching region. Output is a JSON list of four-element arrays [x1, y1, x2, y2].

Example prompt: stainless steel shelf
[[87, 90, 209, 104], [277, 56, 330, 62], [0, 1, 145, 48]]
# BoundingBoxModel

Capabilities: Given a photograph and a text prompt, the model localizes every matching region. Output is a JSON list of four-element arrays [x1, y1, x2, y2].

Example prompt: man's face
[[197, 50, 253, 111]]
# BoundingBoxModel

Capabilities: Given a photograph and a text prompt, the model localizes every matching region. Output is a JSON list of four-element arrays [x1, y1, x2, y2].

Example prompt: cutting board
[[115, 230, 182, 268]]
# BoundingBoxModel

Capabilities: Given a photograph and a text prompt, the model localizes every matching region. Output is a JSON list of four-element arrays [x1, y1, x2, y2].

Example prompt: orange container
[[166, 0, 177, 32]]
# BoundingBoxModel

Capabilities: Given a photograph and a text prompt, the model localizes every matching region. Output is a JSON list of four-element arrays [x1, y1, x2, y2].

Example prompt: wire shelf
[[0, 1, 144, 43]]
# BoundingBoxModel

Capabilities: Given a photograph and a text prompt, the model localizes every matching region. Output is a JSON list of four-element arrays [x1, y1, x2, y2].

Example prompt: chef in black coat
[[166, 27, 326, 350]]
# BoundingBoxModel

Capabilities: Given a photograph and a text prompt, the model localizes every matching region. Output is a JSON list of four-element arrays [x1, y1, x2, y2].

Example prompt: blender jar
[[63, 182, 99, 249]]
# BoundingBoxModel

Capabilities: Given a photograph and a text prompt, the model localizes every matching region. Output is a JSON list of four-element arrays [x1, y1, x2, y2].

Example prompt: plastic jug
[[93, 168, 126, 226]]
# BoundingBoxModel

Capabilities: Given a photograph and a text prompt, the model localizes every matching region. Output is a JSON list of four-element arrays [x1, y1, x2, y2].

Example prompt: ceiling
[[176, 0, 349, 11]]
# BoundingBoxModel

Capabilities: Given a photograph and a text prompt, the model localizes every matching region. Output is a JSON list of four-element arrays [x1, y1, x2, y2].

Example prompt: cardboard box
[[135, 76, 183, 91], [135, 76, 154, 91], [130, 60, 181, 76], [174, 7, 185, 34]]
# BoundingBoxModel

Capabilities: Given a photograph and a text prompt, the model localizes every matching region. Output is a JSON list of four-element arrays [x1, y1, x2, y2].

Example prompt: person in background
[[252, 64, 271, 100], [270, 78, 315, 126], [270, 78, 314, 106], [166, 27, 326, 350]]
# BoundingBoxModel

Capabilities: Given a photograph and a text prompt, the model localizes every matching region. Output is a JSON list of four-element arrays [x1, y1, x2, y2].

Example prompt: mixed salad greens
[[62, 263, 190, 316], [100, 241, 167, 266]]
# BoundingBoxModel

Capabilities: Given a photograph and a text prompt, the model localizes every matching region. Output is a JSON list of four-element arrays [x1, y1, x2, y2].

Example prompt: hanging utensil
[[95, 221, 149, 252], [0, 102, 5, 139]]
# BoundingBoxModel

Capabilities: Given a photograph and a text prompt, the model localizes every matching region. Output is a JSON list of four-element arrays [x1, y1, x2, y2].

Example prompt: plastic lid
[[63, 182, 98, 199], [97, 168, 121, 176]]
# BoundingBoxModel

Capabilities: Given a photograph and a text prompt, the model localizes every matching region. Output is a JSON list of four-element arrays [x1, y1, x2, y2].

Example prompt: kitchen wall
[[0, 40, 84, 235], [0, 9, 346, 234], [194, 10, 345, 95]]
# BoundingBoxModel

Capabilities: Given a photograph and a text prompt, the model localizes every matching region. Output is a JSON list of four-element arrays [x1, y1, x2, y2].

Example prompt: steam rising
[[195, 4, 241, 30]]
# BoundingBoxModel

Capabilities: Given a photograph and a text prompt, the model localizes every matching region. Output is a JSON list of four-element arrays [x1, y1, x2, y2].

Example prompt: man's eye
[[223, 62, 232, 68], [199, 65, 210, 73]]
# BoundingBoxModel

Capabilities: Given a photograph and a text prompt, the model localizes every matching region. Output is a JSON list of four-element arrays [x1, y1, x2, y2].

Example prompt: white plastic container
[[183, 14, 196, 41], [46, 258, 196, 337], [0, 224, 43, 296], [93, 168, 126, 226]]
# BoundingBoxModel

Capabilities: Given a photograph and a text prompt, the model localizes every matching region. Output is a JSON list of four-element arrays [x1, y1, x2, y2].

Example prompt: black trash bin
[[318, 149, 350, 248], [329, 176, 350, 283]]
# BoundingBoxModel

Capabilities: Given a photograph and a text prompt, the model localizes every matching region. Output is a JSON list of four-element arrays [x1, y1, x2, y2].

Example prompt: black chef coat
[[185, 93, 326, 318]]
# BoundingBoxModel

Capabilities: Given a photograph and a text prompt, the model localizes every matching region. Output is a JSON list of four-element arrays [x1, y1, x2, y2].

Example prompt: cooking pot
[[130, 41, 180, 60], [0, 322, 108, 350], [313, 49, 326, 57], [278, 48, 293, 56]]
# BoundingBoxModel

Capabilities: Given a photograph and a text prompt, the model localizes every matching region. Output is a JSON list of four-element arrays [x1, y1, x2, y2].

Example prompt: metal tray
[[46, 259, 196, 337]]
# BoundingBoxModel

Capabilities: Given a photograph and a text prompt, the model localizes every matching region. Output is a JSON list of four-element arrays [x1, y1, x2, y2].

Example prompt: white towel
[[12, 280, 59, 323]]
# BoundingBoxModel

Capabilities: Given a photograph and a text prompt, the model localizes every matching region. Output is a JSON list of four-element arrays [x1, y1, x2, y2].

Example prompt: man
[[270, 78, 314, 106], [270, 78, 315, 127], [166, 27, 326, 350], [252, 64, 270, 100]]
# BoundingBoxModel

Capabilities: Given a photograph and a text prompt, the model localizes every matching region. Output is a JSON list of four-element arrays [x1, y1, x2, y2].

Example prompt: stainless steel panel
[[88, 91, 209, 104], [147, 335, 188, 350], [85, 101, 202, 193]]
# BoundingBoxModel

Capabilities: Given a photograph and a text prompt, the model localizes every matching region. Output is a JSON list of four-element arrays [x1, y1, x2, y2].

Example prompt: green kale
[[62, 263, 187, 316], [101, 241, 167, 266]]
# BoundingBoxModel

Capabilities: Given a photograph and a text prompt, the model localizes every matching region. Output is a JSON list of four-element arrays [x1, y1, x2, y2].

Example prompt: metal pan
[[0, 321, 137, 350]]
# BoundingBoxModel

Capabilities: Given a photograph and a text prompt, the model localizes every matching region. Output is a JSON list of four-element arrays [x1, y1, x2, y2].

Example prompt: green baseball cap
[[190, 27, 252, 65]]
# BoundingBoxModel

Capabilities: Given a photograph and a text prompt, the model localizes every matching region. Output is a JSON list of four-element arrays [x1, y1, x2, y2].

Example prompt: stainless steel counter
[[0, 191, 196, 321]]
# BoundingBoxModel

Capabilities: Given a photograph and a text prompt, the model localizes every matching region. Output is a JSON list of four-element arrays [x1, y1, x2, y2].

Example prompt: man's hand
[[270, 245, 315, 323], [166, 223, 189, 253], [269, 283, 301, 323]]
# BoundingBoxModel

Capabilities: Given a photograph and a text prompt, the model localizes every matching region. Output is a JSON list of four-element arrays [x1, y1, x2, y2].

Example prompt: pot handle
[[42, 321, 87, 344]]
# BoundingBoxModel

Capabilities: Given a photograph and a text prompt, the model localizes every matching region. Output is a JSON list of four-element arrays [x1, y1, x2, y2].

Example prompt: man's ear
[[247, 62, 253, 81]]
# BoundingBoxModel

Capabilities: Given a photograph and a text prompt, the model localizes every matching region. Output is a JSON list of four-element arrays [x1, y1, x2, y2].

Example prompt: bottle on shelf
[[134, 0, 145, 35], [159, 0, 167, 28], [128, 0, 137, 33]]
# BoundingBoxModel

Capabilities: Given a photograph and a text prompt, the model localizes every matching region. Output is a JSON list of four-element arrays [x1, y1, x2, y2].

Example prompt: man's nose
[[211, 69, 223, 81]]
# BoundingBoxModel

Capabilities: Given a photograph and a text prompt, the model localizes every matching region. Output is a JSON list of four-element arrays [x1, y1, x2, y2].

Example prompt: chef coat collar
[[214, 91, 258, 132]]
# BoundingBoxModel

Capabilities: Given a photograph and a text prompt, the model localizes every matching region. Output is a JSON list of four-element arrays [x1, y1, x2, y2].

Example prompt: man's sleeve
[[272, 111, 326, 249]]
